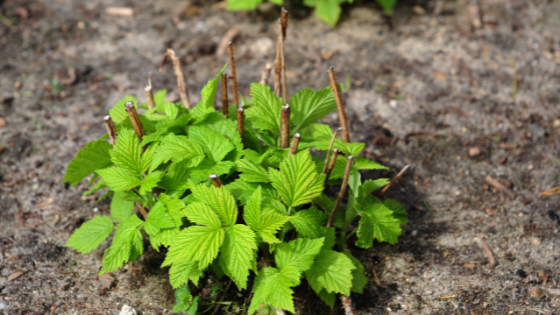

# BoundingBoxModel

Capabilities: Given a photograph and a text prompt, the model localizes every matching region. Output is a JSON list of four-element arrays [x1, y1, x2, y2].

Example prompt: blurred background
[[1, 0, 560, 314]]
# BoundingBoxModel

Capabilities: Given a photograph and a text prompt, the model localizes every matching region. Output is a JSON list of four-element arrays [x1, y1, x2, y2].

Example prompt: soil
[[1, 0, 560, 314]]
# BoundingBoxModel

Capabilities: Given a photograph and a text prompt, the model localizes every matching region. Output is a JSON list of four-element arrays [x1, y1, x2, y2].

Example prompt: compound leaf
[[66, 216, 114, 254], [305, 250, 355, 296], [220, 224, 258, 290], [191, 184, 238, 226], [100, 215, 144, 274], [269, 150, 326, 207], [169, 262, 203, 289], [110, 191, 134, 223], [163, 225, 225, 270], [290, 86, 336, 133], [96, 167, 142, 192], [151, 133, 204, 170], [245, 83, 283, 133], [63, 140, 113, 186]]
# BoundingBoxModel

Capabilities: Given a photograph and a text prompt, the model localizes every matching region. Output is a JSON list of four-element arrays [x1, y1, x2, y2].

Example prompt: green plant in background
[[63, 15, 407, 314], [226, 0, 397, 26]]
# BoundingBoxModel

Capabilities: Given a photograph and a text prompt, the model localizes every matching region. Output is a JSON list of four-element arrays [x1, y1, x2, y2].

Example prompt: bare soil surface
[[1, 0, 560, 314]]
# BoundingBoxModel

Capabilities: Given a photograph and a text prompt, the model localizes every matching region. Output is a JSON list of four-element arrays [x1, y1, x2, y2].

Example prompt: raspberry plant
[[63, 12, 407, 314]]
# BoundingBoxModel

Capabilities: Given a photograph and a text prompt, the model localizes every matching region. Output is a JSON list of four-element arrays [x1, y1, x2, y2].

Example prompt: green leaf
[[109, 95, 139, 123], [189, 160, 235, 183], [83, 178, 108, 196], [313, 194, 335, 213], [226, 0, 263, 10], [219, 225, 257, 290], [154, 89, 167, 107], [226, 179, 263, 204], [172, 285, 199, 314], [290, 86, 336, 133], [354, 157, 389, 171], [191, 65, 226, 120], [305, 250, 355, 295], [237, 158, 270, 183], [315, 0, 342, 26], [269, 150, 326, 207], [96, 167, 142, 192], [109, 129, 143, 175], [207, 119, 244, 161], [344, 253, 368, 294], [100, 215, 144, 274], [275, 238, 324, 275], [290, 209, 327, 238], [139, 171, 163, 196], [356, 201, 402, 247], [169, 262, 203, 289], [163, 225, 225, 269], [182, 202, 222, 228], [248, 267, 295, 315], [243, 186, 290, 244], [245, 83, 283, 133], [159, 192, 187, 221], [110, 192, 134, 223], [317, 289, 336, 308], [376, 0, 397, 14], [159, 161, 192, 191], [151, 133, 205, 170], [190, 184, 238, 226], [66, 216, 114, 253], [309, 124, 365, 156], [361, 178, 390, 196], [153, 227, 180, 248], [188, 126, 235, 162], [384, 198, 408, 225], [63, 140, 113, 186], [145, 202, 176, 236]]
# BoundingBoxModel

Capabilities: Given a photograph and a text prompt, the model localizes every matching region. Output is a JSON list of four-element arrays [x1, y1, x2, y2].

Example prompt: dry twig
[[227, 42, 240, 108], [340, 295, 355, 315], [209, 174, 222, 188], [322, 127, 342, 173], [160, 49, 191, 109], [324, 149, 340, 187], [237, 108, 245, 145], [379, 165, 411, 198], [327, 67, 350, 142], [287, 133, 300, 157], [368, 257, 381, 286], [327, 155, 353, 227], [125, 101, 145, 140], [485, 175, 515, 200], [480, 238, 497, 266], [104, 115, 117, 147], [221, 73, 229, 118], [280, 105, 290, 148], [259, 62, 273, 85]]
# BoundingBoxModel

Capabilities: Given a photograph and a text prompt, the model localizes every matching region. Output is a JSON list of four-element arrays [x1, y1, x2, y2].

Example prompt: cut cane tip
[[282, 104, 290, 109], [348, 155, 354, 160], [237, 108, 244, 112], [208, 174, 218, 180], [104, 115, 111, 121], [144, 85, 152, 91], [336, 127, 344, 131], [228, 41, 233, 45], [327, 65, 335, 71], [125, 101, 134, 108], [333, 148, 340, 152], [294, 133, 301, 138]]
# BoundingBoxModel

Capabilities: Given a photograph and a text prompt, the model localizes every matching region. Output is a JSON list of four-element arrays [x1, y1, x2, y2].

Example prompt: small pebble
[[119, 305, 138, 315], [531, 237, 541, 246], [0, 300, 8, 310], [468, 147, 481, 157], [390, 100, 398, 108], [411, 230, 418, 237]]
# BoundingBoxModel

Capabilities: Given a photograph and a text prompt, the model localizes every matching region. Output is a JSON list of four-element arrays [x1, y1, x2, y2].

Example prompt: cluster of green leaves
[[226, 0, 397, 26], [63, 65, 407, 313]]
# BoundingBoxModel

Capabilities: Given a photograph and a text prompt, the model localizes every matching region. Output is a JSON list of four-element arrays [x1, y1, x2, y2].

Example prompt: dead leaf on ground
[[433, 71, 447, 80], [464, 262, 475, 269], [98, 273, 114, 289], [8, 270, 27, 281], [106, 7, 134, 16], [541, 186, 560, 196]]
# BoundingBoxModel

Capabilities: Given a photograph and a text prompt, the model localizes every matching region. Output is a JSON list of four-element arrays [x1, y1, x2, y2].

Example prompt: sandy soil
[[1, 0, 560, 314]]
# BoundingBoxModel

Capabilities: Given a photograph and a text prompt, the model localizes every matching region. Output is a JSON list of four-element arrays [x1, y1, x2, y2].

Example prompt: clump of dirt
[[1, 0, 560, 314]]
